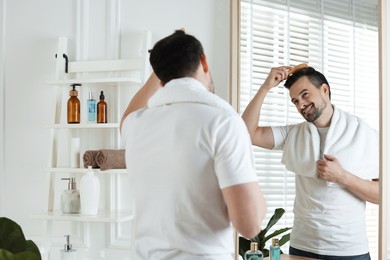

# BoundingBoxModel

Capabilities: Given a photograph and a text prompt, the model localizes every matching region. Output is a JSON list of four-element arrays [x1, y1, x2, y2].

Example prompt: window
[[239, 0, 378, 257]]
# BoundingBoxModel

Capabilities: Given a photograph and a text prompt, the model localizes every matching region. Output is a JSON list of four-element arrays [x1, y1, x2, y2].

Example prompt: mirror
[[231, 0, 383, 258]]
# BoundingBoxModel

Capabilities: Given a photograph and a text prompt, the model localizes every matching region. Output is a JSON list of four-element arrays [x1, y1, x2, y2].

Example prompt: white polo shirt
[[122, 78, 258, 260]]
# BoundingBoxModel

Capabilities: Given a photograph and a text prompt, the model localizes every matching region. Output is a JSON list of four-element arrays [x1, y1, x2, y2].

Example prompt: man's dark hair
[[284, 67, 331, 100], [149, 30, 204, 85]]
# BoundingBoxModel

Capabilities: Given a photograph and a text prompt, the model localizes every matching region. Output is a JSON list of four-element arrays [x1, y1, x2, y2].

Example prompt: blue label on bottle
[[87, 101, 96, 121]]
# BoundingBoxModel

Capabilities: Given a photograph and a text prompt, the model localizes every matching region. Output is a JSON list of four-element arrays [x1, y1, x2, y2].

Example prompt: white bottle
[[80, 166, 100, 215], [61, 235, 77, 260]]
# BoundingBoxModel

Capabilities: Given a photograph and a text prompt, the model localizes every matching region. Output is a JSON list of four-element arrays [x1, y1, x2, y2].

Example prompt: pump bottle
[[60, 178, 80, 214], [61, 235, 77, 260], [97, 90, 107, 123], [67, 84, 81, 124]]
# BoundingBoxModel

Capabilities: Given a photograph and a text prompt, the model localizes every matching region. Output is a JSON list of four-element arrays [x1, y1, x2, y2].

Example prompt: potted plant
[[239, 208, 291, 258], [0, 217, 41, 260]]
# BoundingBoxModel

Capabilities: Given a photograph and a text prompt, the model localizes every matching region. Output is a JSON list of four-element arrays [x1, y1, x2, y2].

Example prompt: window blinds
[[239, 0, 378, 256]]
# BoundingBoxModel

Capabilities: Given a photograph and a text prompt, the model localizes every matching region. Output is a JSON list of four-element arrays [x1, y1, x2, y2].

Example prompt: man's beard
[[301, 100, 327, 122]]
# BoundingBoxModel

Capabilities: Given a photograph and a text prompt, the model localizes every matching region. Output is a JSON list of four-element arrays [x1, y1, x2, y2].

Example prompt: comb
[[288, 63, 309, 75]]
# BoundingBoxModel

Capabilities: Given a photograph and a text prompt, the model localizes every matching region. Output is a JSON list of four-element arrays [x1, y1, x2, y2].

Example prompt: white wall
[[0, 0, 230, 259]]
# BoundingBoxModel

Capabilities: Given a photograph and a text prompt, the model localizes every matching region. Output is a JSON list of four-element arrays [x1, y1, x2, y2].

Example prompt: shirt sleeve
[[271, 125, 288, 150], [213, 115, 258, 189]]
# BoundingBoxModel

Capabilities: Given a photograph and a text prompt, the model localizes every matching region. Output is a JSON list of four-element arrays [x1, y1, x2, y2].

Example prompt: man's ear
[[200, 54, 209, 73], [321, 83, 329, 97]]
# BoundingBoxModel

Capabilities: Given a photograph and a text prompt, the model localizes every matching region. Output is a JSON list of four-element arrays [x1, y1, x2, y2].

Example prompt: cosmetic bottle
[[60, 178, 80, 214], [87, 92, 96, 122], [270, 238, 280, 260], [61, 235, 77, 260], [97, 91, 107, 123], [80, 166, 100, 215], [244, 242, 263, 260], [67, 84, 81, 124], [70, 137, 80, 168]]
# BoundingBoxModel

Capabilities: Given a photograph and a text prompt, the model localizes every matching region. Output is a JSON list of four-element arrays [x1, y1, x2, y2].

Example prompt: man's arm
[[221, 182, 266, 239], [241, 66, 291, 149], [120, 72, 161, 131], [317, 154, 379, 204]]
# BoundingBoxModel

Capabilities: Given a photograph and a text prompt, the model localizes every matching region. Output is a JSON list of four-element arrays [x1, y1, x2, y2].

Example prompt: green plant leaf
[[0, 217, 26, 254], [14, 252, 41, 260], [279, 233, 291, 247], [0, 248, 14, 260], [238, 236, 251, 259], [0, 217, 41, 259], [263, 248, 270, 257], [25, 240, 41, 260], [256, 208, 285, 244], [263, 227, 291, 243]]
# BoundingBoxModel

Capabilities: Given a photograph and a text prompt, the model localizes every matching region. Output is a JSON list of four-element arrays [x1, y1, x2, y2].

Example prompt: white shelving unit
[[31, 32, 151, 260]]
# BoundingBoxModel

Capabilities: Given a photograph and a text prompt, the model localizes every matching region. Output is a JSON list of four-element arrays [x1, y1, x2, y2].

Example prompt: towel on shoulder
[[281, 106, 378, 181]]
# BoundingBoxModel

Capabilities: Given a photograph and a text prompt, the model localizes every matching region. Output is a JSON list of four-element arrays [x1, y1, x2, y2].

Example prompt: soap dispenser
[[67, 84, 81, 124], [61, 235, 77, 260], [97, 90, 107, 123], [60, 178, 80, 214], [80, 166, 100, 215]]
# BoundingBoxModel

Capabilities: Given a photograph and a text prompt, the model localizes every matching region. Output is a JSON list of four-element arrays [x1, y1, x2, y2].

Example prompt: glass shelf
[[48, 167, 126, 174], [46, 123, 119, 129], [31, 210, 133, 223], [46, 77, 141, 85]]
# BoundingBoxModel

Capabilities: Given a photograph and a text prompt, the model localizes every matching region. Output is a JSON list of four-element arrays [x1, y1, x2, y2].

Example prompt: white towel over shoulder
[[281, 106, 378, 180]]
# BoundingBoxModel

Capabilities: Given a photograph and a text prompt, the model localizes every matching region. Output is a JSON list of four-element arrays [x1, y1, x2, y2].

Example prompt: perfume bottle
[[97, 91, 107, 123], [270, 238, 280, 260], [67, 84, 80, 124], [87, 92, 96, 122], [244, 242, 263, 260]]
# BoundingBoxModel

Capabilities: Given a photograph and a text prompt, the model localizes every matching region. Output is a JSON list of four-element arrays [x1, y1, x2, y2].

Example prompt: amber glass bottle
[[67, 84, 81, 124], [97, 91, 107, 123]]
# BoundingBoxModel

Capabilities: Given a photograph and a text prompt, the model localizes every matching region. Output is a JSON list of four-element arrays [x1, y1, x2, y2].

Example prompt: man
[[120, 30, 266, 259], [242, 66, 379, 259]]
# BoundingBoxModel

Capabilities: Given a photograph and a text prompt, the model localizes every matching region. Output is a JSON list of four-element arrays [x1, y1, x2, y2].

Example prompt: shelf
[[31, 210, 133, 223], [46, 123, 119, 129], [46, 77, 141, 85], [48, 168, 126, 174]]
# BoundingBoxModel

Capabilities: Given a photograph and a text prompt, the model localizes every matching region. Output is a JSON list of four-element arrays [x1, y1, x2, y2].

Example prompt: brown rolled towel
[[95, 149, 126, 170], [83, 150, 100, 168]]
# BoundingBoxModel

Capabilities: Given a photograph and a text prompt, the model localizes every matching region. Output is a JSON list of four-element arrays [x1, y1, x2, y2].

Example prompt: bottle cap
[[87, 165, 93, 172], [61, 178, 77, 190], [250, 242, 258, 251], [272, 238, 279, 246], [70, 84, 80, 96], [89, 92, 93, 100], [100, 91, 105, 100]]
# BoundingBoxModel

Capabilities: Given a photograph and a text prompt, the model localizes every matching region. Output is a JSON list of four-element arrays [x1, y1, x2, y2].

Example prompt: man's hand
[[261, 66, 291, 91], [316, 154, 346, 183]]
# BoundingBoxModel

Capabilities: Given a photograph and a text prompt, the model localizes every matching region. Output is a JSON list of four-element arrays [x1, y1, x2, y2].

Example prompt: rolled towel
[[95, 149, 126, 170], [83, 150, 100, 168]]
